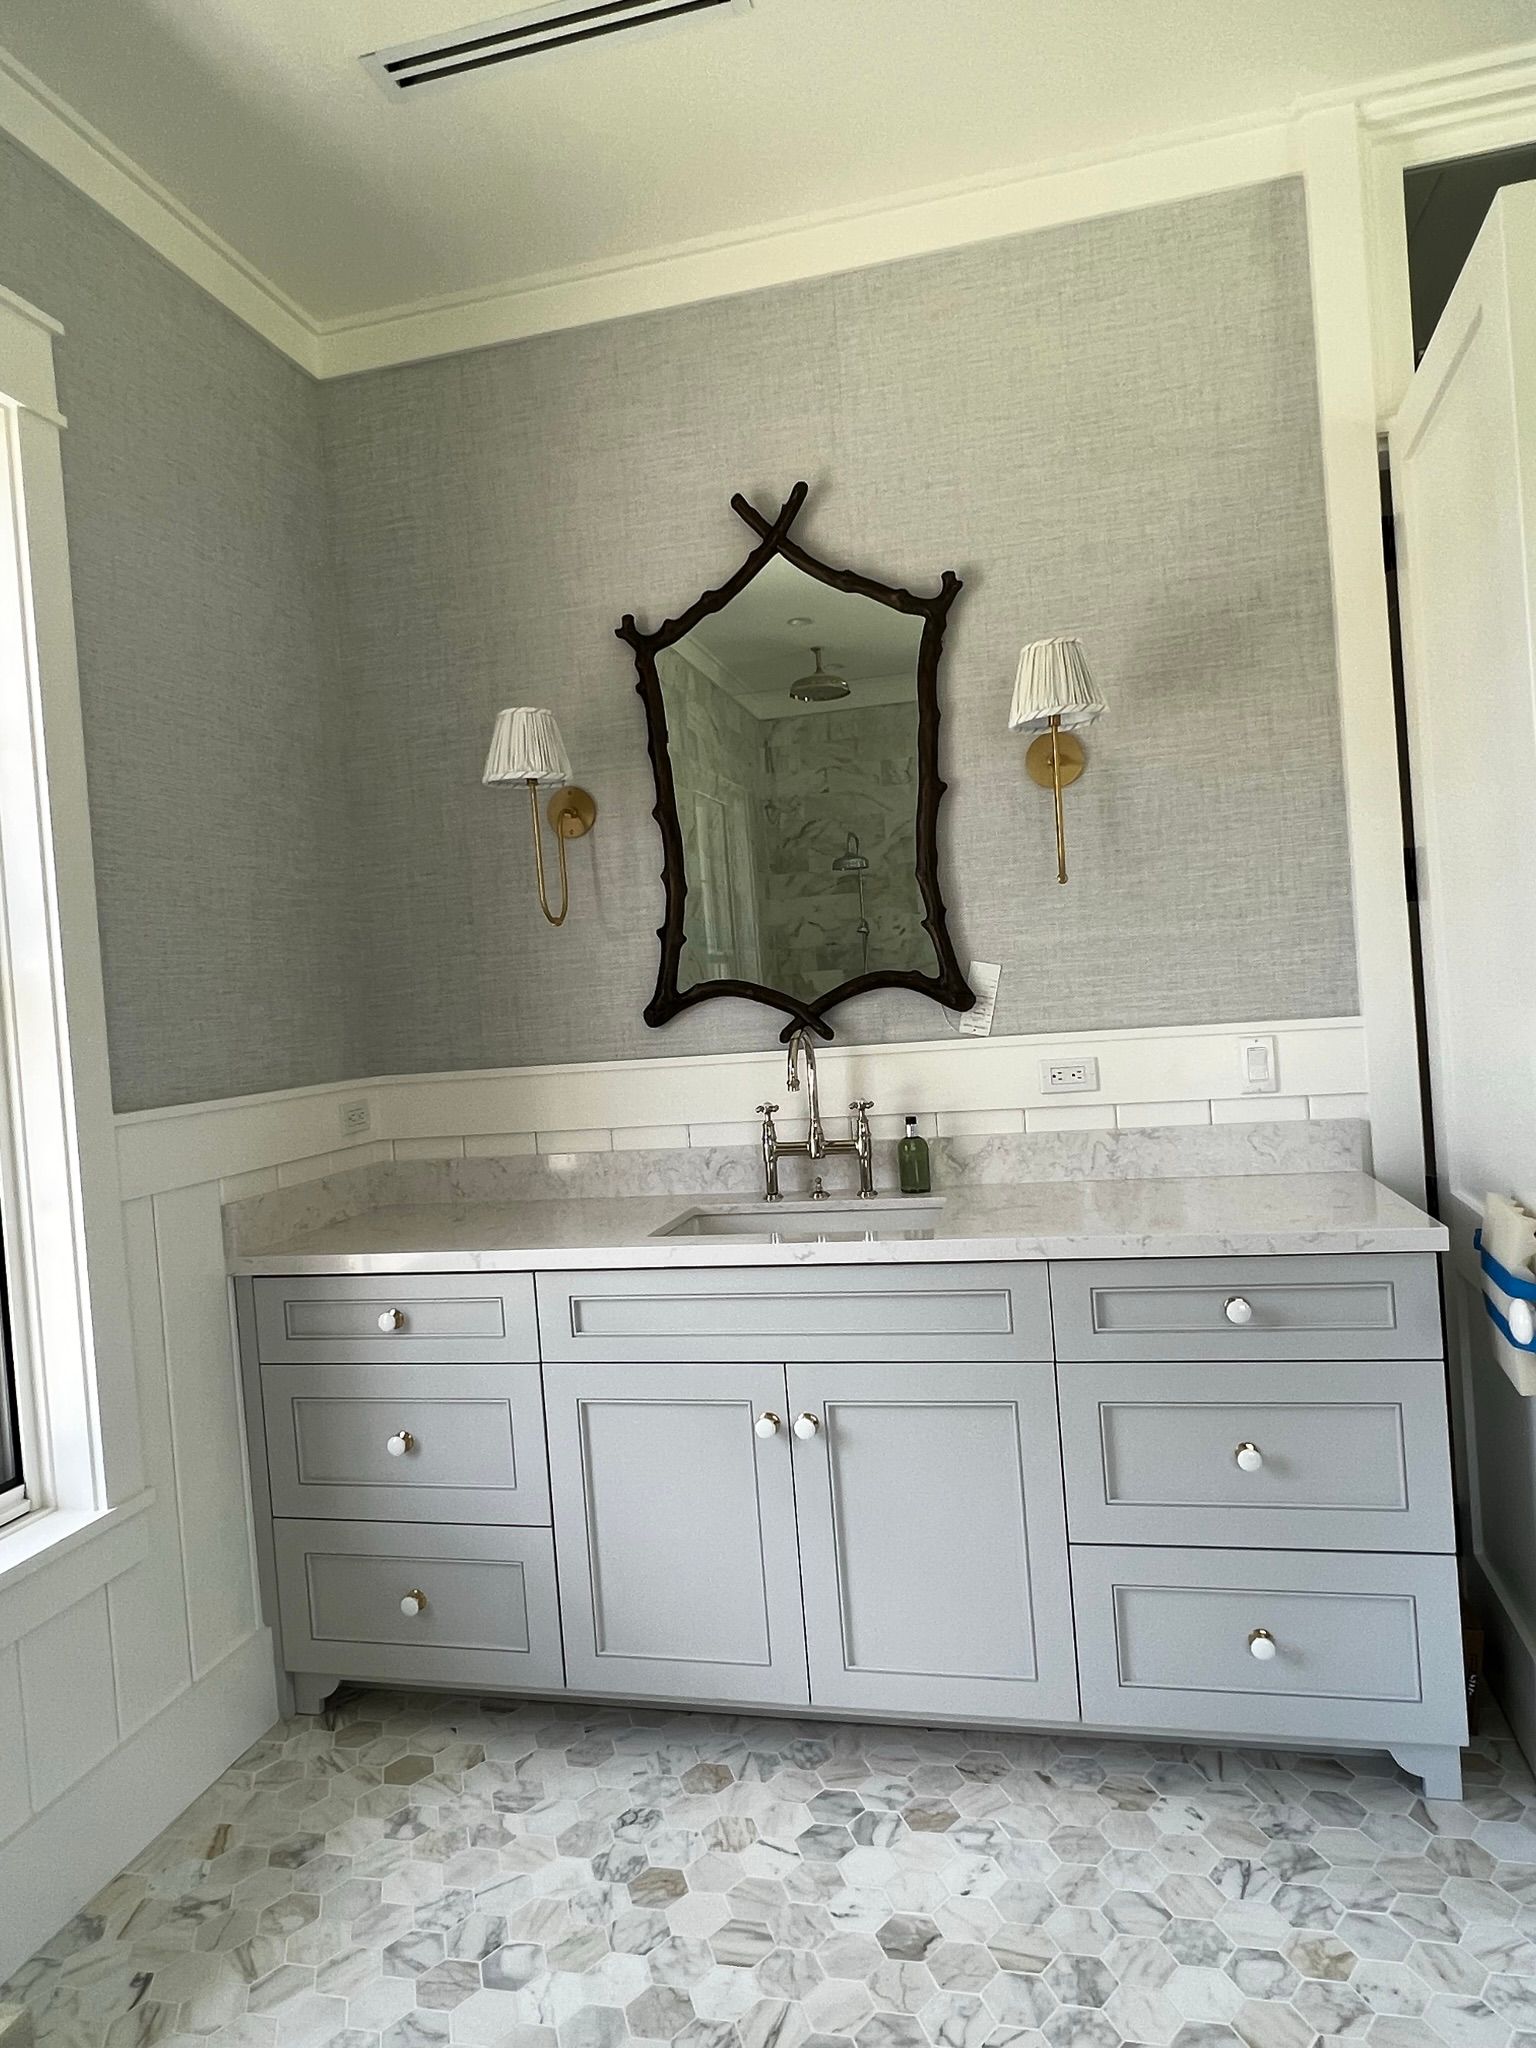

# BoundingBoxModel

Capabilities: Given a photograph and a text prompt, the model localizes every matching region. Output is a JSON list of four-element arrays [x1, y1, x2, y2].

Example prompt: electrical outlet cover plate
[[338, 1099, 372, 1137], [1040, 1056, 1100, 1094]]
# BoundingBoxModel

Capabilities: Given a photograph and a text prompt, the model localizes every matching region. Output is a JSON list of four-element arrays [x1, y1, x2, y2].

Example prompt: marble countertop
[[230, 1169, 1446, 1273]]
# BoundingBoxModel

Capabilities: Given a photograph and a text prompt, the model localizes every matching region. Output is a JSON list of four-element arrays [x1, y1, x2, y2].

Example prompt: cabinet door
[[546, 1363, 808, 1706], [788, 1362, 1078, 1723]]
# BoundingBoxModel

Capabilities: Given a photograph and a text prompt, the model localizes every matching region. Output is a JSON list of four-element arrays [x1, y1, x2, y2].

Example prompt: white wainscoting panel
[[108, 1198, 194, 1736], [0, 1166, 278, 1981], [16, 1586, 118, 1808], [0, 1642, 30, 1839], [152, 1182, 260, 1681], [0, 1631, 276, 1982]]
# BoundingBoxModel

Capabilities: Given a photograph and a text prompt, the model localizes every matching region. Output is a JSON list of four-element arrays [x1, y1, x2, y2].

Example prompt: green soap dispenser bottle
[[898, 1116, 931, 1196]]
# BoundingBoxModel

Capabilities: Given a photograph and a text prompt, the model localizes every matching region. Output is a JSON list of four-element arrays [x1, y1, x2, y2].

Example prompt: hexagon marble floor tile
[[9, 1692, 1536, 2048]]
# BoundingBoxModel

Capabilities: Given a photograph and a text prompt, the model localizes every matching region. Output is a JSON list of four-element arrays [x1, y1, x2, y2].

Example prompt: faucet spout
[[786, 1028, 825, 1156]]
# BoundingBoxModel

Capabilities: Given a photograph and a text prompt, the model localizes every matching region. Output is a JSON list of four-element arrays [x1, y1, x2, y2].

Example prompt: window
[[0, 1255, 20, 1526], [0, 284, 144, 1570]]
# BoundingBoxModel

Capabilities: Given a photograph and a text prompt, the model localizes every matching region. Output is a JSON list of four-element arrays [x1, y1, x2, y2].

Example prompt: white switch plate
[[1040, 1056, 1100, 1094], [1239, 1035, 1279, 1094], [955, 962, 1001, 1036], [338, 1098, 373, 1137]]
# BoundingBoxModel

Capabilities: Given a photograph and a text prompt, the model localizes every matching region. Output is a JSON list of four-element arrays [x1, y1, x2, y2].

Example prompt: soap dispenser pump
[[898, 1116, 931, 1196]]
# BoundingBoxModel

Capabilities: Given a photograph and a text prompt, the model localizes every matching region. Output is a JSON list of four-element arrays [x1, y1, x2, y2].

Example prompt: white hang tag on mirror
[[950, 962, 1000, 1036]]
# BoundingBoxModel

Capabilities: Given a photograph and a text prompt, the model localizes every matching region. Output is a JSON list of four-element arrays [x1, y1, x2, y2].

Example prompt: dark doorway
[[1406, 143, 1536, 361]]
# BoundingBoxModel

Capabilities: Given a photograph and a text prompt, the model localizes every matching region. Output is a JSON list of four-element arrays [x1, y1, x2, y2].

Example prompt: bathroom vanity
[[230, 1172, 1467, 1799]]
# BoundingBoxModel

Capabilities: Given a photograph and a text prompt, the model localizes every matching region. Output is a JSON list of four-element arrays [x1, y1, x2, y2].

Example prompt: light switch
[[1239, 1035, 1278, 1094]]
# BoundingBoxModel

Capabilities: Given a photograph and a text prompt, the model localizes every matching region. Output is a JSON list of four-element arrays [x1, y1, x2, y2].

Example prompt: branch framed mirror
[[618, 483, 975, 1041]]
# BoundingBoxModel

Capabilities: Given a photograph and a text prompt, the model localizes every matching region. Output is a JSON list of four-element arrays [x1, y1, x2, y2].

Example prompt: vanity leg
[[291, 1673, 338, 1718], [1389, 1744, 1464, 1802]]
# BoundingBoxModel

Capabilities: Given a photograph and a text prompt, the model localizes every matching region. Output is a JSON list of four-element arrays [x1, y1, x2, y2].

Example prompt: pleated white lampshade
[[483, 706, 572, 787], [1007, 637, 1107, 733]]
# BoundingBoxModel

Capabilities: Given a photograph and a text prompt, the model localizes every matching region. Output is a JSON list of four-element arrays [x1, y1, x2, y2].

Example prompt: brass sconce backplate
[[1024, 731, 1086, 789], [549, 787, 598, 838]]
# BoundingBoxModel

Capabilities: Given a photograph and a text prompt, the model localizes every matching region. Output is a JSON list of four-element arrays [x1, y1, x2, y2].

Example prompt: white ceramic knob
[[1248, 1627, 1277, 1661], [387, 1431, 414, 1458], [400, 1590, 427, 1618], [1224, 1295, 1254, 1326], [755, 1412, 781, 1439], [378, 1308, 405, 1332], [1511, 1299, 1536, 1346], [793, 1413, 821, 1440], [1235, 1442, 1263, 1472]]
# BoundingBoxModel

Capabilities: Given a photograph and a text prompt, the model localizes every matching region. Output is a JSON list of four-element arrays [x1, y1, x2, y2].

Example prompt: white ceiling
[[1, 0, 1534, 327]]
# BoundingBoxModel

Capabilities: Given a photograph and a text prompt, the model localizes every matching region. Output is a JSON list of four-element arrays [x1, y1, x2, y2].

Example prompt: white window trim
[[0, 283, 146, 1592]]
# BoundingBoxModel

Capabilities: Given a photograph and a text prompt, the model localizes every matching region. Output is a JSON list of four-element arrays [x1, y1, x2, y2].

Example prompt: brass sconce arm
[[1024, 716, 1086, 885], [527, 780, 598, 926]]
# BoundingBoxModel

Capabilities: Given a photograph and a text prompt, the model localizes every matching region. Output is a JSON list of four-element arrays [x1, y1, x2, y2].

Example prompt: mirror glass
[[657, 556, 936, 1003]]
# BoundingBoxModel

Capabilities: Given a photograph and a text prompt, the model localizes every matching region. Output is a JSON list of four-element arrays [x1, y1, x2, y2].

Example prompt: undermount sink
[[655, 1196, 945, 1241]]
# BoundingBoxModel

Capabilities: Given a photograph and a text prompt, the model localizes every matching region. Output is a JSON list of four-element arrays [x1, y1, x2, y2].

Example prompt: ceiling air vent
[[363, 0, 753, 94]]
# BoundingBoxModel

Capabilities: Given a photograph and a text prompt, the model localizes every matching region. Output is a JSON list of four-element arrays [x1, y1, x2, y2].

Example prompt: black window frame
[[0, 1245, 23, 1513]]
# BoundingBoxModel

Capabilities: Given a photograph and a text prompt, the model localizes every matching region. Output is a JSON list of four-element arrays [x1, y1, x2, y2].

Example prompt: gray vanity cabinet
[[237, 1249, 1465, 1798], [544, 1361, 810, 1707], [788, 1361, 1078, 1723]]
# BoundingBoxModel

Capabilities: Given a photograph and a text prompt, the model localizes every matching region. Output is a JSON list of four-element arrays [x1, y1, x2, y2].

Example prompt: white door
[[1391, 179, 1536, 1233], [1390, 179, 1536, 1712]]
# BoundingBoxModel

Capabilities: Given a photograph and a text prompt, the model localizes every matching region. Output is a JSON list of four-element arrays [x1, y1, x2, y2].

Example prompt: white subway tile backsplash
[[1309, 1093, 1370, 1119], [935, 1109, 1026, 1137], [1025, 1105, 1116, 1133], [535, 1128, 612, 1154], [464, 1133, 537, 1157], [687, 1121, 764, 1148], [868, 1112, 937, 1141], [1210, 1096, 1309, 1124], [219, 1166, 279, 1202], [1116, 1100, 1212, 1129], [393, 1137, 466, 1160], [613, 1124, 690, 1151]]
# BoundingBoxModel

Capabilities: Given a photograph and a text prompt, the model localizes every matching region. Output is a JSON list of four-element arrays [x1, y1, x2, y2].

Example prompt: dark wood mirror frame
[[617, 483, 976, 1041]]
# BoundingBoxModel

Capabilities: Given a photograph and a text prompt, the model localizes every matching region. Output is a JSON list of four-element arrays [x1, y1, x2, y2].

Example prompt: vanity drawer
[[1071, 1545, 1466, 1748], [253, 1274, 539, 1365], [535, 1262, 1052, 1363], [261, 1363, 549, 1524], [1050, 1254, 1441, 1362], [1059, 1359, 1454, 1551], [273, 1518, 564, 1690]]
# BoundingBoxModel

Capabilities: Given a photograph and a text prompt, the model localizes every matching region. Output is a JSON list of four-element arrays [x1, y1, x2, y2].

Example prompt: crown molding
[[5, 28, 1536, 381], [0, 43, 319, 373], [1351, 38, 1536, 134], [313, 115, 1296, 377]]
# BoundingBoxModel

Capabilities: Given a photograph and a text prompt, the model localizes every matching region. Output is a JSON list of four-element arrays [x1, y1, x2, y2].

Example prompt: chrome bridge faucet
[[757, 1028, 876, 1200]]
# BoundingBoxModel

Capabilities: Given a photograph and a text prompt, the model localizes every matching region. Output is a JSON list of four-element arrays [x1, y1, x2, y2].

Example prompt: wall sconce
[[1008, 636, 1107, 884], [482, 706, 597, 926]]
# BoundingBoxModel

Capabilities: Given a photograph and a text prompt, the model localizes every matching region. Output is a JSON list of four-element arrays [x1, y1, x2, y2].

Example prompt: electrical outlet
[[1040, 1056, 1100, 1094], [338, 1098, 372, 1138]]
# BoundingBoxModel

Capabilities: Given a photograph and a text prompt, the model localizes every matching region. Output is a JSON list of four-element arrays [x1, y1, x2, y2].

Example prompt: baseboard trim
[[0, 1627, 277, 1980]]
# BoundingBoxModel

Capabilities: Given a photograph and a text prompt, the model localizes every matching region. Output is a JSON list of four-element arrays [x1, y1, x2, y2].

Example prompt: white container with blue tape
[[1478, 1192, 1536, 1394]]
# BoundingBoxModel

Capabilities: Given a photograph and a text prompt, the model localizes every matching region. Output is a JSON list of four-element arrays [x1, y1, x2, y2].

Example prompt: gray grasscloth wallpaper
[[0, 133, 354, 1112], [323, 177, 1358, 1078], [2, 151, 1357, 1106]]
